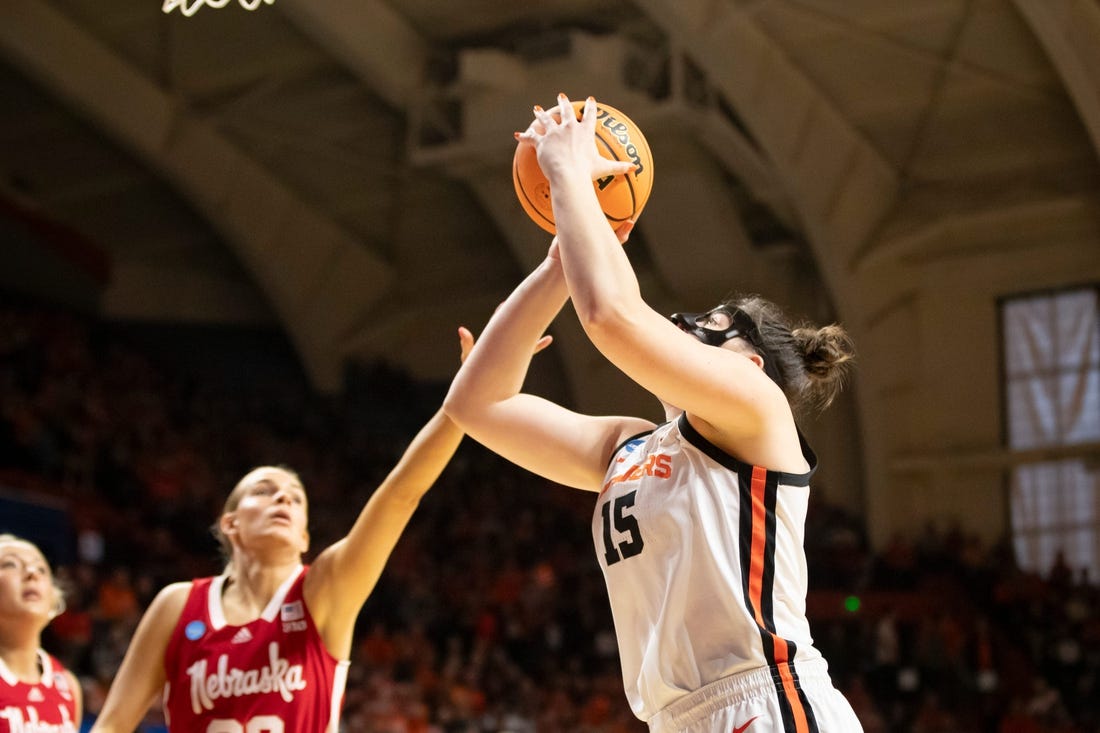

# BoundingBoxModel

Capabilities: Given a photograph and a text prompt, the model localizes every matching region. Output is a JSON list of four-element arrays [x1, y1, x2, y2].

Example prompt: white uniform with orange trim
[[593, 414, 862, 733]]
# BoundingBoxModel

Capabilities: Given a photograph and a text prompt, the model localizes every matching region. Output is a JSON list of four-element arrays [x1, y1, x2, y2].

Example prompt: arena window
[[1001, 286, 1100, 581]]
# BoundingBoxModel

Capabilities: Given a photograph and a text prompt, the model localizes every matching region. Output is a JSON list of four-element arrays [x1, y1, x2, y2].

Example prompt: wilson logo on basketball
[[186, 642, 307, 713], [593, 108, 646, 175]]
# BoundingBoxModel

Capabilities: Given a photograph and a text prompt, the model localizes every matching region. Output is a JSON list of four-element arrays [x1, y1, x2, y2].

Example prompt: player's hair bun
[[792, 324, 855, 410]]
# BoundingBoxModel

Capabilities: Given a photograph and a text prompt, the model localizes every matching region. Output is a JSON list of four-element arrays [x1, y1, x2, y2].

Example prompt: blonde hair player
[[0, 534, 82, 732], [91, 328, 549, 733], [445, 93, 863, 733]]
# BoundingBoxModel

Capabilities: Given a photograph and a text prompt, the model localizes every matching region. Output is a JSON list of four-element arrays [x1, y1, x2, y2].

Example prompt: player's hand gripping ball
[[513, 99, 654, 234]]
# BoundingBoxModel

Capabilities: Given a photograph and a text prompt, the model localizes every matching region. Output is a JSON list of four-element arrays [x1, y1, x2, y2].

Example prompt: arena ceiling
[[2, 0, 1099, 423]]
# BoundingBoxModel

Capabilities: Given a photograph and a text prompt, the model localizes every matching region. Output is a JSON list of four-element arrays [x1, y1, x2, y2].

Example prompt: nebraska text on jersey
[[0, 704, 76, 733], [187, 642, 307, 713]]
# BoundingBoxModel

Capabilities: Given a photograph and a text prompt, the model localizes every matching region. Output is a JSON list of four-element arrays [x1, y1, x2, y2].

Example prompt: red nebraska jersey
[[0, 650, 78, 733], [163, 565, 349, 733]]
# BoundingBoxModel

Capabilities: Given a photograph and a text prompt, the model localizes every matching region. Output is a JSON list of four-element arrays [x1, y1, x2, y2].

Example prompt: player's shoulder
[[152, 580, 199, 614], [136, 581, 199, 649], [160, 579, 198, 598], [607, 415, 660, 449]]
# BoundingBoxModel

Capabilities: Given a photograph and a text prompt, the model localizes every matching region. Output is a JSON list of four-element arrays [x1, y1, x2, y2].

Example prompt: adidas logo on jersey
[[231, 627, 253, 644], [27, 688, 45, 702]]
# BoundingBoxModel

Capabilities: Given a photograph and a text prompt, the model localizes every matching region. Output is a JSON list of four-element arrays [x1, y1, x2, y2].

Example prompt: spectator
[[0, 302, 1096, 732]]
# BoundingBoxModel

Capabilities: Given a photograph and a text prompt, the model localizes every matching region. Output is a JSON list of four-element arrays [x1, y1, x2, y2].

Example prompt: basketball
[[513, 100, 654, 235]]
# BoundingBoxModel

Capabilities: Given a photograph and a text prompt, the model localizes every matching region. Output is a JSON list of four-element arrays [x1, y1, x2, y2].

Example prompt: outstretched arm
[[304, 329, 554, 658], [444, 251, 653, 493], [305, 331, 481, 659]]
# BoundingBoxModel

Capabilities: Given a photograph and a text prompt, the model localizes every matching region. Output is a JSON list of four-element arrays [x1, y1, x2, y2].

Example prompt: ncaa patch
[[185, 620, 207, 640], [55, 672, 73, 700]]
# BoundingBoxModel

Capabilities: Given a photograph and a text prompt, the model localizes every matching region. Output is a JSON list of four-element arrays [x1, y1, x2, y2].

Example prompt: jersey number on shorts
[[601, 490, 644, 565], [207, 716, 284, 733]]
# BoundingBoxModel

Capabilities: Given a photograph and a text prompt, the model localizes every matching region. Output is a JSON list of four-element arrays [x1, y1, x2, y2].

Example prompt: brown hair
[[211, 465, 306, 566], [724, 295, 856, 415], [0, 533, 66, 618]]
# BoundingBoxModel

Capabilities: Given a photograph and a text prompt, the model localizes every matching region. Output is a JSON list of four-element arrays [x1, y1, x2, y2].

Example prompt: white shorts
[[646, 660, 864, 733]]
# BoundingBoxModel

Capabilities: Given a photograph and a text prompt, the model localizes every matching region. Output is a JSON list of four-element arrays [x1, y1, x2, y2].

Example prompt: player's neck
[[0, 642, 43, 683], [223, 556, 299, 617]]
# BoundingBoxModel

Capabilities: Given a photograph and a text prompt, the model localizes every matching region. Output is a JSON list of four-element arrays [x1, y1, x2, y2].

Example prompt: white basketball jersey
[[593, 413, 825, 723]]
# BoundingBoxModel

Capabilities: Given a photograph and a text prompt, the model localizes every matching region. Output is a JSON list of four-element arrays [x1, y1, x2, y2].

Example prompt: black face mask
[[669, 306, 782, 384]]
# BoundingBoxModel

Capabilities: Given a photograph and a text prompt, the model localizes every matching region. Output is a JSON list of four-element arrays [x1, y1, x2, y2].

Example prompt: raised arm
[[304, 326, 559, 657], [443, 250, 653, 493], [304, 331, 483, 659], [90, 583, 189, 733], [525, 95, 787, 440]]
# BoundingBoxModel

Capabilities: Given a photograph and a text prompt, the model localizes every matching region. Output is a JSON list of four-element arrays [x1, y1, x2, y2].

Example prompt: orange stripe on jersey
[[747, 466, 768, 626], [745, 465, 816, 733]]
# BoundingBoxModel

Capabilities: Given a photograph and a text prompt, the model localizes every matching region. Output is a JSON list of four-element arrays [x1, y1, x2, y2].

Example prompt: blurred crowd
[[1, 302, 1097, 733]]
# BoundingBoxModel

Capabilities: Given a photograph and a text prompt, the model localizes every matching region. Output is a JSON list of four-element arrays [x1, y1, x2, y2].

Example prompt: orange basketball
[[513, 100, 654, 235]]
